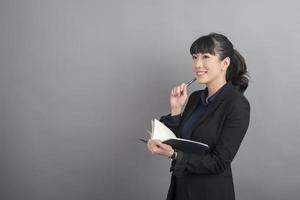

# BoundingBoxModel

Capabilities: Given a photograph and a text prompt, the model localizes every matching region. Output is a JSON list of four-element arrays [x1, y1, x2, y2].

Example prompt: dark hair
[[190, 33, 249, 93]]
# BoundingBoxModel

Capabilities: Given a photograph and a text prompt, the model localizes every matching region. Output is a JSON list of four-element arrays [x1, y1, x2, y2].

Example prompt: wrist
[[171, 107, 182, 116], [168, 150, 177, 160], [168, 149, 174, 157]]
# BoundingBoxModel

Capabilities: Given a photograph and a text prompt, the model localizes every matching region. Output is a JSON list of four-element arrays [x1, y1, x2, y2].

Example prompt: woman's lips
[[196, 71, 207, 76]]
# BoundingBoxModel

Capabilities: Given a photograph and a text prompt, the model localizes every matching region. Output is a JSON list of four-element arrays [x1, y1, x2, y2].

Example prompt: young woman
[[147, 33, 250, 200]]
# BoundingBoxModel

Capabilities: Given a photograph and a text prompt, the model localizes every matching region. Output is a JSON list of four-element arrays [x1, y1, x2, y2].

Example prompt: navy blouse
[[179, 87, 222, 139]]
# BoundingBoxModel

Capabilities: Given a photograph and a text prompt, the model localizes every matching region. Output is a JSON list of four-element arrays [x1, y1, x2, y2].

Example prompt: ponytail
[[226, 49, 249, 93]]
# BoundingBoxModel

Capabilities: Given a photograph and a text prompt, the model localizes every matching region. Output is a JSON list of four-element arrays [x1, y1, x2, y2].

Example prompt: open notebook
[[140, 119, 209, 154]]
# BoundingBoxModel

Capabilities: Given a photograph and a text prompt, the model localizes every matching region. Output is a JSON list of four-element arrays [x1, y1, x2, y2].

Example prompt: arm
[[159, 91, 197, 136], [172, 97, 250, 176], [147, 83, 189, 157], [159, 114, 182, 136]]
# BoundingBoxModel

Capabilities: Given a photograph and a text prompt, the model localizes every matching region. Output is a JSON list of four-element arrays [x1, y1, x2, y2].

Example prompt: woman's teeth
[[197, 71, 207, 76]]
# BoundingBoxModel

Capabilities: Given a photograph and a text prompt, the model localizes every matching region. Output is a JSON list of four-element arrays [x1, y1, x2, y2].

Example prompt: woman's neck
[[206, 80, 227, 97]]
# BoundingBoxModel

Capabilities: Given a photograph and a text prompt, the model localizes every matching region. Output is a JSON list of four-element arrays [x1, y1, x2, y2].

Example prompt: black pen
[[138, 138, 148, 143], [186, 77, 197, 87]]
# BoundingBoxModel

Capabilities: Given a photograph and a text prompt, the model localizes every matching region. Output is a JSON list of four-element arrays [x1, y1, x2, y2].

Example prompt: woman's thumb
[[183, 84, 188, 96]]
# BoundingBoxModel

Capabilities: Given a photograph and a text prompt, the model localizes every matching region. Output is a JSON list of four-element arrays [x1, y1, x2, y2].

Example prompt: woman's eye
[[192, 55, 197, 59], [203, 55, 210, 59]]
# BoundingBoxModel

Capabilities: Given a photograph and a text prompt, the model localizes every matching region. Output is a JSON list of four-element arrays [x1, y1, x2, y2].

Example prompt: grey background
[[1, 0, 299, 199]]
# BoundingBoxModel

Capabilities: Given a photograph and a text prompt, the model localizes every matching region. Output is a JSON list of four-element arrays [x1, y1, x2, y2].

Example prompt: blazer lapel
[[190, 100, 223, 135], [189, 82, 235, 137], [182, 91, 202, 121]]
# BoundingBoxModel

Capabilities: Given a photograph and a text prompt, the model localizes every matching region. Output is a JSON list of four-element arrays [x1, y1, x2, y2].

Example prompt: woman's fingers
[[171, 88, 175, 97], [182, 84, 187, 96], [147, 139, 160, 152], [171, 83, 187, 97], [180, 83, 185, 91], [147, 139, 155, 153], [176, 86, 180, 96], [147, 139, 158, 154], [147, 139, 173, 155]]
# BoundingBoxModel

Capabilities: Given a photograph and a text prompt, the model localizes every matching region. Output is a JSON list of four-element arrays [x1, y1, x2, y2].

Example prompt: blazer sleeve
[[171, 96, 250, 176]]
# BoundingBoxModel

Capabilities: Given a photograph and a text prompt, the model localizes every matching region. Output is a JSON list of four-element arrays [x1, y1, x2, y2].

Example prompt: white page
[[151, 120, 154, 135], [152, 119, 177, 141]]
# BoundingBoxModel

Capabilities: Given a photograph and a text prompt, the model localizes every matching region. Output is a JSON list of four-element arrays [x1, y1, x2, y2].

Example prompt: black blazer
[[160, 82, 250, 200]]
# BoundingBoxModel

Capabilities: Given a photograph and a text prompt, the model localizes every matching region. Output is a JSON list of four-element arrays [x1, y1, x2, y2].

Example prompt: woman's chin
[[196, 78, 208, 84]]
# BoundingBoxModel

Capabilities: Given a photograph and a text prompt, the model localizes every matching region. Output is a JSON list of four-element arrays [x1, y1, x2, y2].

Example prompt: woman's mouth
[[196, 71, 207, 76]]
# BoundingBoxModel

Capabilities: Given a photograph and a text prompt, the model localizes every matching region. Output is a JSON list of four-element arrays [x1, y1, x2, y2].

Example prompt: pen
[[138, 138, 148, 143], [186, 77, 197, 87], [179, 77, 196, 94]]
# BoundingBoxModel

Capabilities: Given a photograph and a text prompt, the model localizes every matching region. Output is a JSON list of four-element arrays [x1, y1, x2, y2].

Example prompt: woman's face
[[191, 52, 229, 86]]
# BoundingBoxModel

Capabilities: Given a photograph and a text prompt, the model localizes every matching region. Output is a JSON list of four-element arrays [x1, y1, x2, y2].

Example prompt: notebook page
[[152, 119, 177, 141]]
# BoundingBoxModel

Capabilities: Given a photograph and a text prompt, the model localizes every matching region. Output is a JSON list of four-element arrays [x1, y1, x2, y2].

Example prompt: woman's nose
[[195, 58, 203, 68]]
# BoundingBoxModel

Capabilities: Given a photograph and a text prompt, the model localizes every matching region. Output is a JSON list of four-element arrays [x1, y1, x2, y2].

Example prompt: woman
[[147, 33, 250, 200]]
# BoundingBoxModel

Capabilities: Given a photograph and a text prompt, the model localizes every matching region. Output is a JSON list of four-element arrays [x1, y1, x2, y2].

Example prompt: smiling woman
[[190, 33, 248, 96], [147, 33, 250, 200]]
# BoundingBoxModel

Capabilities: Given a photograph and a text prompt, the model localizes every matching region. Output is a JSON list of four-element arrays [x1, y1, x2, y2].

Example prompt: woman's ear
[[221, 57, 230, 71]]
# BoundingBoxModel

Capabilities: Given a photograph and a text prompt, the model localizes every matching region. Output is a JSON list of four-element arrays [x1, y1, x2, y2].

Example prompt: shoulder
[[218, 82, 249, 106], [223, 88, 250, 118], [231, 89, 250, 109]]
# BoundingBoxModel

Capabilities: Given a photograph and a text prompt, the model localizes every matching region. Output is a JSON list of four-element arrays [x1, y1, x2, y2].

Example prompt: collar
[[200, 82, 230, 105]]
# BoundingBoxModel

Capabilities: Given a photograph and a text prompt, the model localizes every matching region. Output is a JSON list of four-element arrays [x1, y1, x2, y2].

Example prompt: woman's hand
[[170, 83, 188, 115], [147, 139, 174, 158]]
